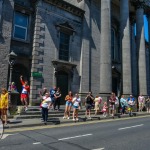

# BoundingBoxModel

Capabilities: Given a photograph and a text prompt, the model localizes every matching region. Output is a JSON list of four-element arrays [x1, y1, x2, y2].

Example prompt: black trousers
[[42, 107, 48, 122], [54, 98, 61, 110]]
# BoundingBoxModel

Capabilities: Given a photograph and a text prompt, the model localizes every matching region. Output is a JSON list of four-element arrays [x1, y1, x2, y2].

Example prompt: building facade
[[0, 0, 150, 105]]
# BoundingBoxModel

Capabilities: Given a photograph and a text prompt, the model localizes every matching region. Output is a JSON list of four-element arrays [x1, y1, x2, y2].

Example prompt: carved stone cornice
[[44, 0, 85, 18]]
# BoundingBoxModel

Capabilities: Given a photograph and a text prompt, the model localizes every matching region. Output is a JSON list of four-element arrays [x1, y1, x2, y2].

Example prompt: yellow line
[[4, 115, 150, 133]]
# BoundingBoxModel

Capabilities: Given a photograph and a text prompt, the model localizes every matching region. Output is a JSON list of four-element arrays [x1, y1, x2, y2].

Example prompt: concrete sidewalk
[[5, 111, 150, 129]]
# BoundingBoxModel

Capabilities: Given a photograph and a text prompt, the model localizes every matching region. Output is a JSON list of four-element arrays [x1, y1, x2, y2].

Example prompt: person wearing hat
[[127, 95, 135, 116]]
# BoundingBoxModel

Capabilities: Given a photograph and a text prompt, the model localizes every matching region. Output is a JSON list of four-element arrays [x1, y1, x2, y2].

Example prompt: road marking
[[58, 133, 92, 141], [1, 133, 18, 139], [4, 115, 150, 133], [92, 148, 104, 150], [33, 142, 41, 145], [118, 124, 144, 130]]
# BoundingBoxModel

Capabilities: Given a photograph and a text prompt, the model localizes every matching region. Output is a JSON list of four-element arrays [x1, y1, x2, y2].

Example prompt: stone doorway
[[56, 71, 69, 105]]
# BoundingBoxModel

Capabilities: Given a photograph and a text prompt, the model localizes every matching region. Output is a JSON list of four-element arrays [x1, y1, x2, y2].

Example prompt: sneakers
[[76, 118, 79, 121], [63, 116, 66, 119], [67, 117, 70, 119], [72, 118, 75, 121], [25, 107, 28, 111]]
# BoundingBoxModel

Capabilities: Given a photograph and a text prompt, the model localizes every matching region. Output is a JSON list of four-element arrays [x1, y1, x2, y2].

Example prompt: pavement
[[4, 105, 150, 129]]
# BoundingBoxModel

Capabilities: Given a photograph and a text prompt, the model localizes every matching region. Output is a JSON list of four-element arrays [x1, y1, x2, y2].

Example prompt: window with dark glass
[[13, 12, 28, 40], [59, 32, 70, 61], [111, 28, 115, 60]]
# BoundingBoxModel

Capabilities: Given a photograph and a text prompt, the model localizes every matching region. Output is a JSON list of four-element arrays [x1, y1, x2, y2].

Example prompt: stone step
[[20, 109, 89, 115], [14, 111, 96, 119]]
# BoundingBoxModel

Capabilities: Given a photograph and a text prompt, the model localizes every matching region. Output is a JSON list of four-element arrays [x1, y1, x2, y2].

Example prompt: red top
[[20, 79, 30, 94]]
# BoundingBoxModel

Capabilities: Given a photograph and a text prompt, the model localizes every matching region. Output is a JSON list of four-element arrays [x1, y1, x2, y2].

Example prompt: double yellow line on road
[[4, 115, 150, 133]]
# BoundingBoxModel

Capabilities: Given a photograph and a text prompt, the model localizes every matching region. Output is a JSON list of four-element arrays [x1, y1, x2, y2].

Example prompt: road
[[0, 115, 150, 150]]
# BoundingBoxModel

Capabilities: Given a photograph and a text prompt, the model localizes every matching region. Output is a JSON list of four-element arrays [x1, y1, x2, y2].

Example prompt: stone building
[[0, 0, 150, 105]]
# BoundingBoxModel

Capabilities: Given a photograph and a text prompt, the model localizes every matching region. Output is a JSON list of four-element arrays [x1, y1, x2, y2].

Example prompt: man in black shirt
[[85, 91, 94, 119]]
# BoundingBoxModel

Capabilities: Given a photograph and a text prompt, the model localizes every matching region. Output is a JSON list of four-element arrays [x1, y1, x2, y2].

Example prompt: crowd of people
[[39, 88, 150, 124], [0, 75, 150, 125]]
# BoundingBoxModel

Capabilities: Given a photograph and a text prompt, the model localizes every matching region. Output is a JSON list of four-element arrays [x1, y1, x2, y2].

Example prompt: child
[[94, 96, 101, 115], [11, 82, 17, 91], [102, 102, 108, 117]]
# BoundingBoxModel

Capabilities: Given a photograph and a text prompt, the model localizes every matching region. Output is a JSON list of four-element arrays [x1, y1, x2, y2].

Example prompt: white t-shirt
[[41, 97, 51, 108], [72, 97, 81, 107]]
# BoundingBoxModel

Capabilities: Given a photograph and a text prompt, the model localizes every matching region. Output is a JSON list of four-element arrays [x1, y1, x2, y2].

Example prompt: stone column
[[120, 0, 132, 95], [146, 13, 150, 95], [80, 0, 91, 93], [136, 4, 147, 95], [30, 0, 45, 105], [130, 16, 138, 96], [100, 0, 112, 95]]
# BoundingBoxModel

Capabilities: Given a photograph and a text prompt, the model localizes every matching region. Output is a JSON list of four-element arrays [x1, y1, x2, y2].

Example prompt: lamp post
[[8, 51, 17, 115]]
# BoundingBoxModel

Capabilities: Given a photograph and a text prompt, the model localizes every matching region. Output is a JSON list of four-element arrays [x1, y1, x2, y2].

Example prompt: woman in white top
[[72, 93, 81, 121], [41, 93, 51, 125]]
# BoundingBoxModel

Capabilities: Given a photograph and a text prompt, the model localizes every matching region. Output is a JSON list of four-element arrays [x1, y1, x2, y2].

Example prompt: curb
[[4, 113, 150, 130]]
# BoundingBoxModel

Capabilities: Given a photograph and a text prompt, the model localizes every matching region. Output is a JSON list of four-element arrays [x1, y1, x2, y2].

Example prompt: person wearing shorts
[[20, 76, 30, 111], [63, 91, 73, 119], [72, 93, 81, 121], [138, 94, 145, 112], [85, 91, 94, 119], [109, 92, 117, 117], [0, 88, 8, 125], [127, 95, 135, 116]]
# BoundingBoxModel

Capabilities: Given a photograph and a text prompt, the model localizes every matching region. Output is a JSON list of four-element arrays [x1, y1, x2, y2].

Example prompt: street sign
[[32, 72, 42, 78]]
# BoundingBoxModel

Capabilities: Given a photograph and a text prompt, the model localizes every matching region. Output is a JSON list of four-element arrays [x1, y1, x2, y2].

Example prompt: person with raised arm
[[20, 75, 30, 111]]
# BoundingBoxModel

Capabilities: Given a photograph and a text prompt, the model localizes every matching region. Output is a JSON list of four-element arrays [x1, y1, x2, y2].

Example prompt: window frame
[[59, 31, 71, 61], [13, 12, 29, 41]]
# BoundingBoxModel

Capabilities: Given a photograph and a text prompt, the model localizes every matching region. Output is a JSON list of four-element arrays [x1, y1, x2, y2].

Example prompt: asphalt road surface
[[0, 116, 150, 150]]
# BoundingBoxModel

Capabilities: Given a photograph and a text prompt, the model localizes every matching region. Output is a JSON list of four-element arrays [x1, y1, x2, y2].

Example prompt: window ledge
[[52, 60, 77, 68], [12, 37, 30, 44]]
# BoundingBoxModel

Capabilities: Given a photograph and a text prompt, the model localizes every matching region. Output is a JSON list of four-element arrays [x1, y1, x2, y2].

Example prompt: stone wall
[[30, 0, 83, 105], [0, 0, 14, 88]]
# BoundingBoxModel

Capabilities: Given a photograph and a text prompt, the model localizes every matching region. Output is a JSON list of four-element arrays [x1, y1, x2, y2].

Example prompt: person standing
[[49, 86, 56, 110], [20, 76, 30, 111], [54, 87, 61, 111], [72, 93, 81, 121], [102, 102, 108, 117], [145, 96, 150, 113], [120, 95, 128, 115], [138, 94, 145, 112], [94, 96, 100, 115], [63, 91, 73, 119], [127, 95, 135, 116], [109, 92, 117, 117], [0, 88, 8, 125], [85, 91, 94, 119], [41, 93, 51, 125]]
